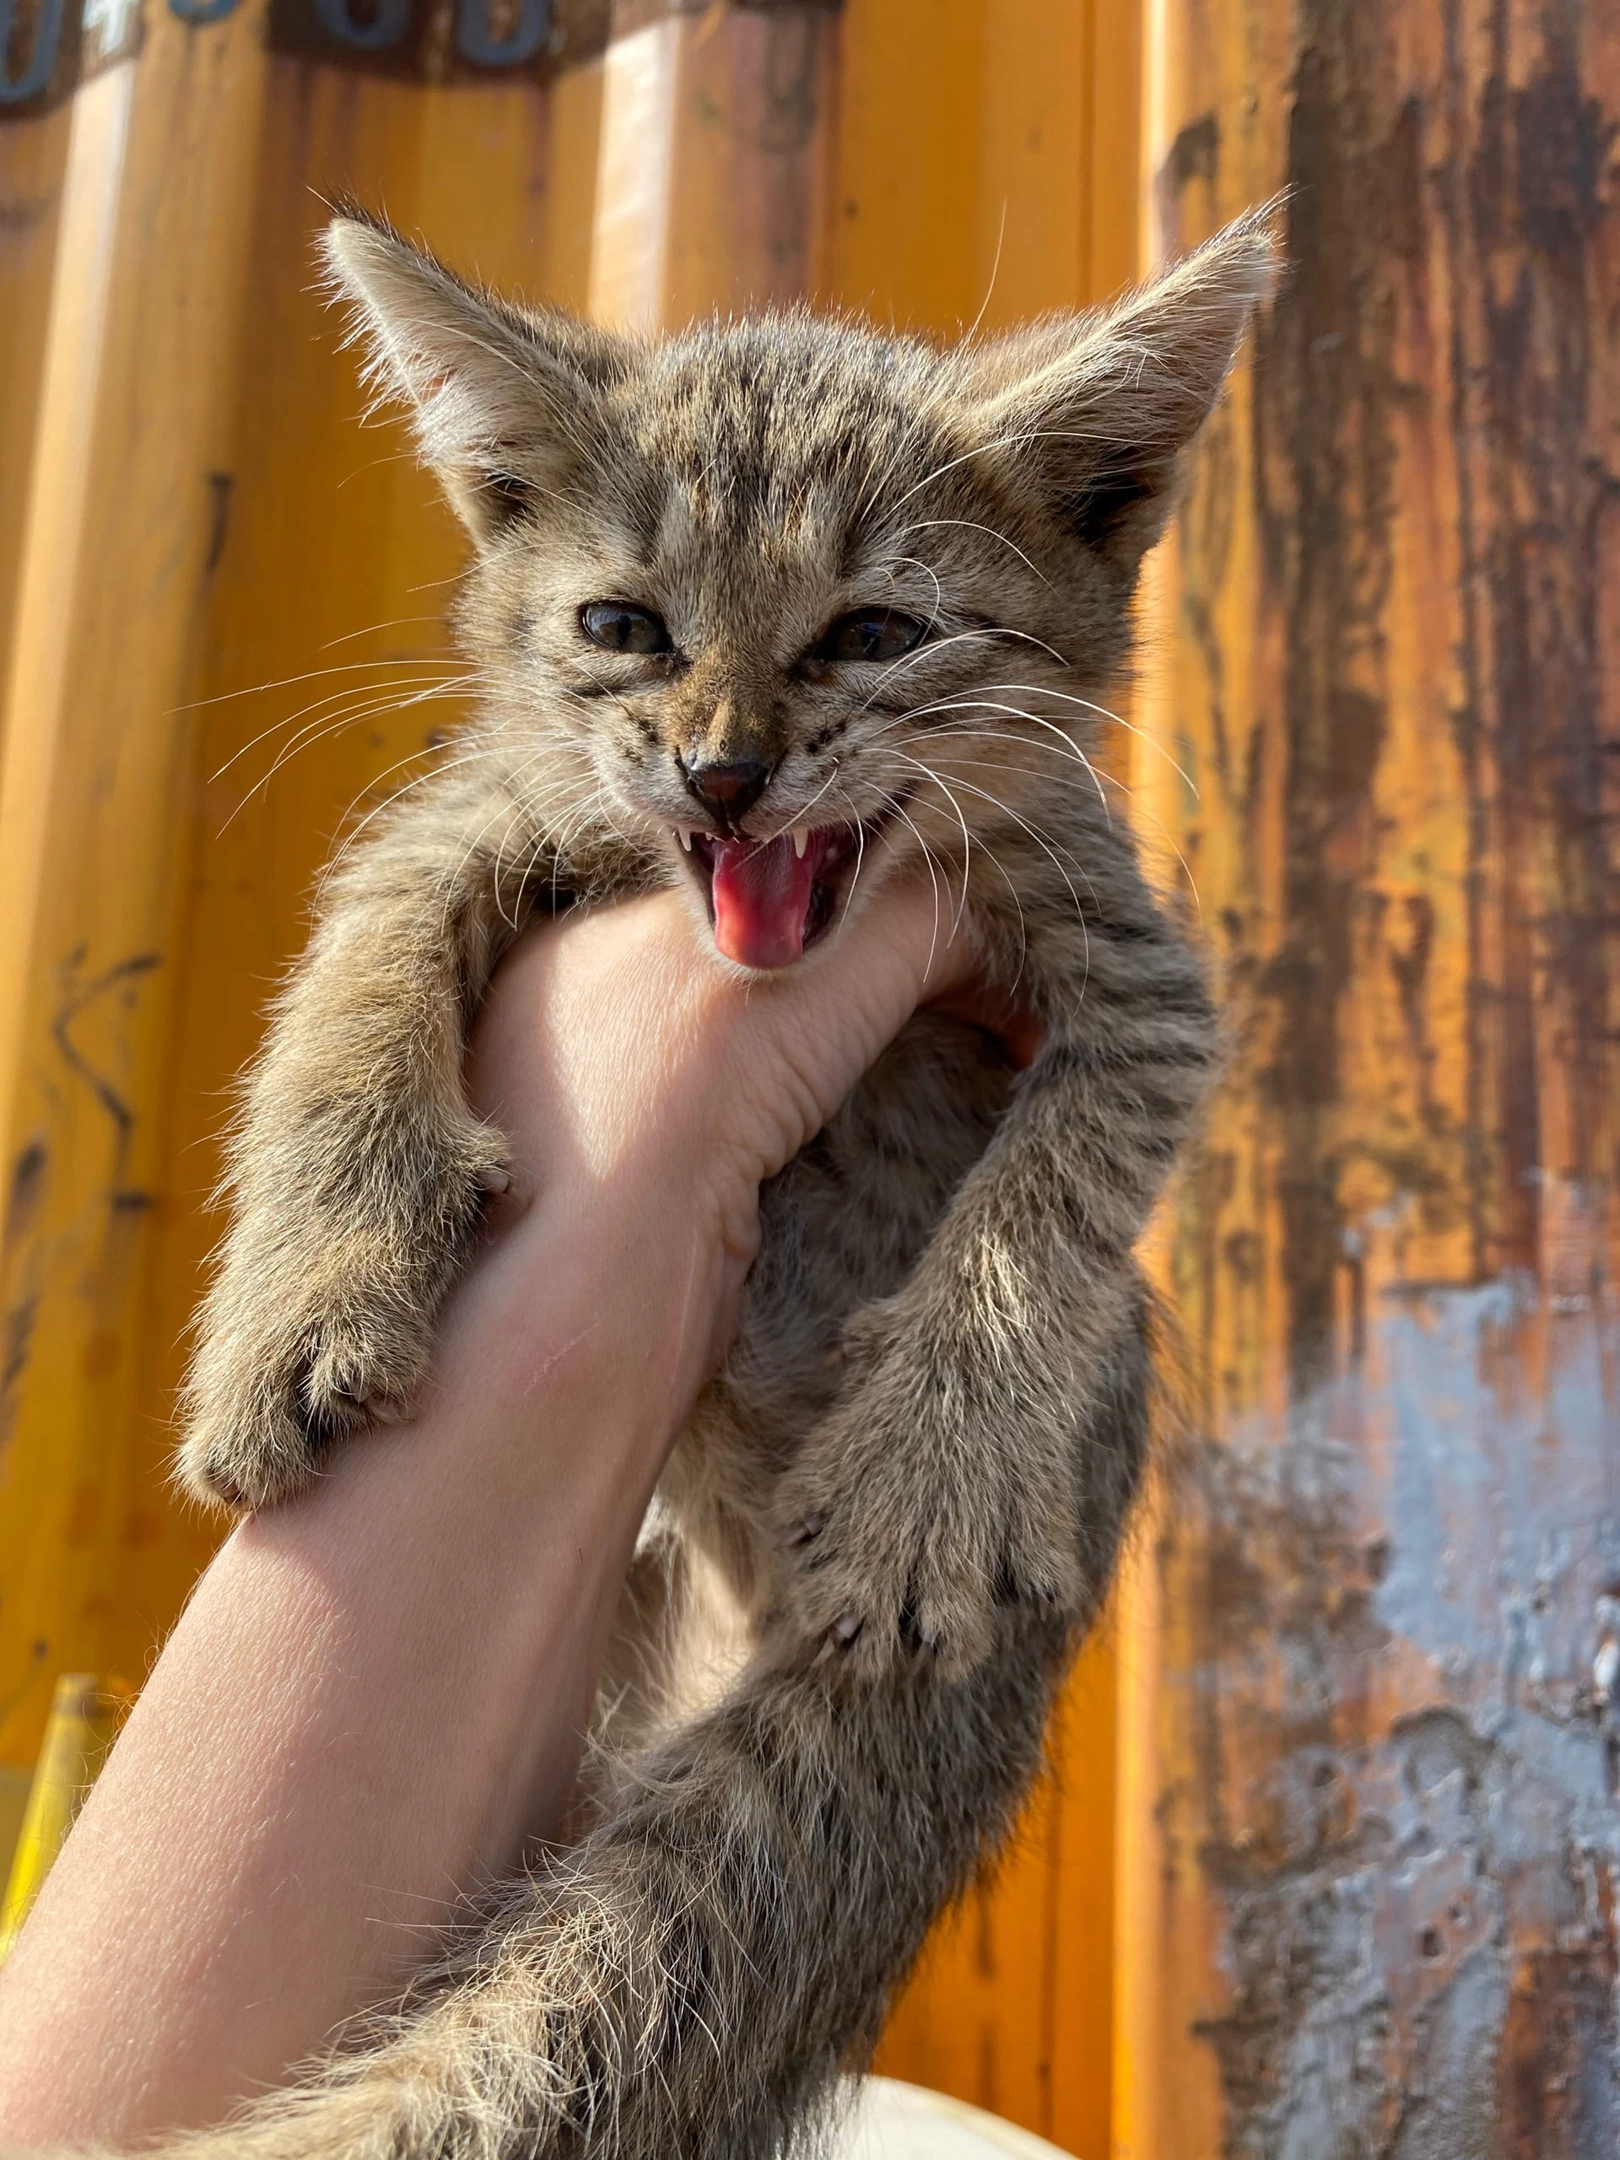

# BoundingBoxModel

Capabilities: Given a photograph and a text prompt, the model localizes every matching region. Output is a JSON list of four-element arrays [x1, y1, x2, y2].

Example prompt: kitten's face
[[326, 216, 1271, 969], [459, 324, 1137, 970]]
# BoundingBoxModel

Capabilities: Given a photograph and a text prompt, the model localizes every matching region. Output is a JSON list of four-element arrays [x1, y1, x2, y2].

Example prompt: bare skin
[[0, 884, 983, 2150]]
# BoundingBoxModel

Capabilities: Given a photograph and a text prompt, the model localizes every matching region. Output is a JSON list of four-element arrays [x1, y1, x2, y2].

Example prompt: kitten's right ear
[[321, 214, 617, 547]]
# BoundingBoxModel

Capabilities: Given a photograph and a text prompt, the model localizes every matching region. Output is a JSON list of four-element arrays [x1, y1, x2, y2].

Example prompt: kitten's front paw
[[771, 1380, 1084, 1683], [178, 1116, 510, 1511], [178, 1263, 437, 1511], [180, 1261, 444, 1512]]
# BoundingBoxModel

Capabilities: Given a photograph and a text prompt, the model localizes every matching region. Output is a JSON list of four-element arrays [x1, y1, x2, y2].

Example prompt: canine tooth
[[792, 826, 809, 859], [678, 825, 693, 852]]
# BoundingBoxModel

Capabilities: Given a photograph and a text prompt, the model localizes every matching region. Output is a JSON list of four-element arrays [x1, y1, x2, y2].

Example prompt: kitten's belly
[[609, 1014, 1013, 1736], [672, 1013, 1013, 1510]]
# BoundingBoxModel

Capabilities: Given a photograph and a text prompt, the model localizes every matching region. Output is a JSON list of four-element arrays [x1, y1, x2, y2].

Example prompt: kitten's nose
[[679, 753, 774, 824]]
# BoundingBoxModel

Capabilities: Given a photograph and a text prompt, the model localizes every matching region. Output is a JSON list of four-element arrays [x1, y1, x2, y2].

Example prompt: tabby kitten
[[174, 208, 1271, 2160]]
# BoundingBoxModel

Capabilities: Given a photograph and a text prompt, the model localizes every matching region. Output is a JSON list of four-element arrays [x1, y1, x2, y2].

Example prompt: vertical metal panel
[[131, 57, 570, 1658], [823, 0, 985, 331], [0, 0, 272, 1773], [0, 102, 70, 740], [1124, 2, 1620, 2152], [589, 1, 838, 329], [590, 13, 680, 324], [847, 10, 1139, 2152], [662, 3, 837, 320], [0, 1, 1144, 2137], [0, 83, 80, 1867]]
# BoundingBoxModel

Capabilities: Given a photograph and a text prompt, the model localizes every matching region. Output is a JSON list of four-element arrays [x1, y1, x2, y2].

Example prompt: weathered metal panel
[[1125, 0, 1620, 2151], [856, 12, 1138, 2150], [0, 0, 274, 1778]]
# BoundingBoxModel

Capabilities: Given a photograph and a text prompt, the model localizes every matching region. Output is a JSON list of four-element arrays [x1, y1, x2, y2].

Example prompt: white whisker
[[182, 654, 473, 720], [861, 786, 947, 976], [210, 673, 469, 787], [320, 745, 509, 889], [950, 679, 1199, 797], [901, 518, 1050, 586], [214, 681, 472, 836], [764, 758, 842, 845], [318, 614, 452, 650], [886, 753, 1094, 999], [896, 707, 1111, 820]]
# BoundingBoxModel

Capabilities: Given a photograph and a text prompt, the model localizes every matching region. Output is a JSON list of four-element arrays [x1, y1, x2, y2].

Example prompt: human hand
[[465, 882, 1003, 1418]]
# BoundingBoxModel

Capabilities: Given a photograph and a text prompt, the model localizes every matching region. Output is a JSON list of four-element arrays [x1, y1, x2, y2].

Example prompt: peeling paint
[[1171, 1285, 1620, 2156]]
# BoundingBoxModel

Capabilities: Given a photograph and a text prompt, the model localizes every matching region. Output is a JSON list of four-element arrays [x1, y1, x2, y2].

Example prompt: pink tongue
[[710, 835, 817, 969]]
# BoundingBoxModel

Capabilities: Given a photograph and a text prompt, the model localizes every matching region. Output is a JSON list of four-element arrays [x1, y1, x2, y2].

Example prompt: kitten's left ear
[[967, 208, 1279, 562], [321, 211, 626, 547]]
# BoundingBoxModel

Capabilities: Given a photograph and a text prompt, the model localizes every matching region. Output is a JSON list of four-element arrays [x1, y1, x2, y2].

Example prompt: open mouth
[[677, 821, 875, 970]]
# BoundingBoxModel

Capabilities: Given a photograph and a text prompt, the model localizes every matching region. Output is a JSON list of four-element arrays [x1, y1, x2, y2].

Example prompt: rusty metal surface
[[1137, 0, 1620, 2151], [263, 0, 607, 84]]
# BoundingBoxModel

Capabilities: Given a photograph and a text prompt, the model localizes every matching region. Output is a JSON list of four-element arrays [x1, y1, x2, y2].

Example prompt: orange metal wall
[[0, 5, 1138, 2148]]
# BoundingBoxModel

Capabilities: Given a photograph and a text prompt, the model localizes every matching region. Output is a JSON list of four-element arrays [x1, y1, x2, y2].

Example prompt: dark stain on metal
[[262, 0, 838, 89], [1161, 110, 1221, 215], [1387, 893, 1439, 1133], [205, 472, 233, 577], [0, 187, 54, 232], [0, 1292, 36, 1455], [1252, 12, 1403, 1399], [1440, 3, 1620, 1276], [1492, 27, 1614, 1203], [0, 1147, 45, 1459], [4, 1141, 46, 1246], [49, 952, 162, 1185]]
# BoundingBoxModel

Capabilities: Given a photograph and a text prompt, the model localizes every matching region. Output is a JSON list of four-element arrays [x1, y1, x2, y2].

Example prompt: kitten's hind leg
[[180, 769, 545, 1512]]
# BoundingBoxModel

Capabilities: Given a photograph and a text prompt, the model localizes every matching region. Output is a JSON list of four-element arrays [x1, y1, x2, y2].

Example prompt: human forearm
[[0, 1195, 701, 2147]]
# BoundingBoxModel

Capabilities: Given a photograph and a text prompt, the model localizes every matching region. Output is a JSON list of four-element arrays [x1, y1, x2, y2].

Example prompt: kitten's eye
[[811, 608, 930, 665], [580, 601, 673, 655]]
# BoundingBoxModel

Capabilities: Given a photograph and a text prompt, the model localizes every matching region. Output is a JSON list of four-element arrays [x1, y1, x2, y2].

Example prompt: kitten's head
[[323, 210, 1272, 970]]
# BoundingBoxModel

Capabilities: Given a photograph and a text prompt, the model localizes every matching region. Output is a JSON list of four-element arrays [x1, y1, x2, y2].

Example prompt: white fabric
[[837, 2078, 1077, 2160]]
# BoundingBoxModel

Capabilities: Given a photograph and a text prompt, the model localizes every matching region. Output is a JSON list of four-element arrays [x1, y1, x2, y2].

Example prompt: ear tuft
[[319, 212, 616, 546], [967, 205, 1281, 560]]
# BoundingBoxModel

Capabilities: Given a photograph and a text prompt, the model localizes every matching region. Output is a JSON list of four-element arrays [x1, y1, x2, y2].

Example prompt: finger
[[923, 981, 1045, 1069], [819, 885, 1042, 1066], [752, 882, 981, 1107]]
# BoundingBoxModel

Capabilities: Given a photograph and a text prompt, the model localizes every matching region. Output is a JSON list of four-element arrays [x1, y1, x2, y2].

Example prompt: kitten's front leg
[[773, 848, 1216, 1679], [180, 772, 545, 1511]]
